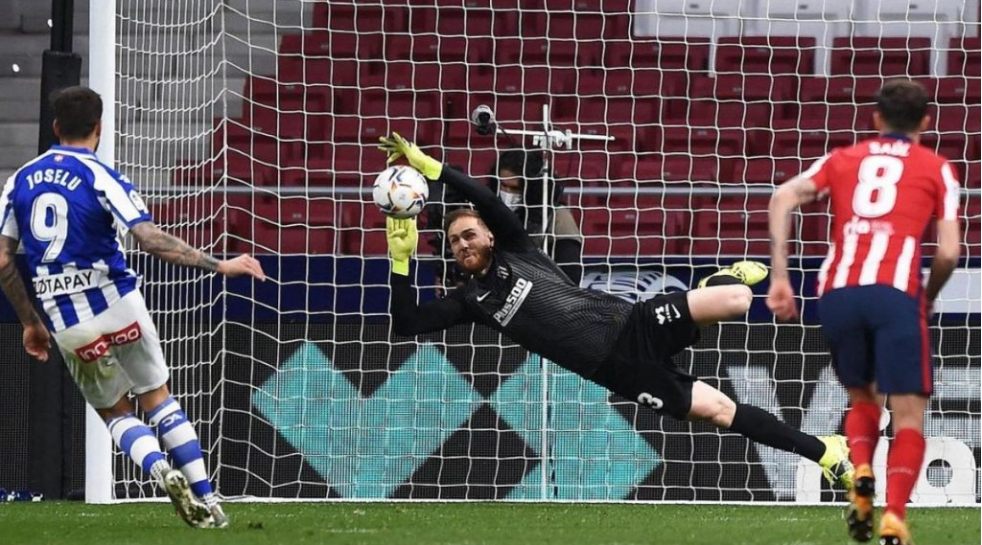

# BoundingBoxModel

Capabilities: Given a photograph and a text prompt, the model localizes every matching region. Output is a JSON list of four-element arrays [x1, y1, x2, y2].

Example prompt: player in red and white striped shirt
[[767, 80, 961, 545]]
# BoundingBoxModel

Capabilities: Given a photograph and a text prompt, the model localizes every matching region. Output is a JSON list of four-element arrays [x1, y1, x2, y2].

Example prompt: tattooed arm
[[0, 235, 50, 360], [766, 176, 820, 321], [130, 222, 266, 280]]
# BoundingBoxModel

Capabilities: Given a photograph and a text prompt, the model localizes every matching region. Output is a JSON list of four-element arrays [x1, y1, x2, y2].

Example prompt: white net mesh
[[108, 0, 980, 502]]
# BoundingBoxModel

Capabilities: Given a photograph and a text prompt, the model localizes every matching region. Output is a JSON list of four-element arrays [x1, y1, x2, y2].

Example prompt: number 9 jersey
[[0, 145, 153, 332], [803, 135, 961, 298]]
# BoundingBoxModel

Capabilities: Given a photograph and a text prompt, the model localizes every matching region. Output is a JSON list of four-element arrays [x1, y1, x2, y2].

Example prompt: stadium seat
[[540, 12, 618, 41], [765, 130, 860, 160], [776, 103, 877, 133], [580, 196, 690, 257], [669, 75, 794, 127], [966, 160, 981, 190], [233, 197, 339, 255], [149, 196, 225, 250], [932, 76, 982, 104], [219, 121, 298, 185], [798, 201, 831, 256], [279, 31, 382, 61], [933, 104, 979, 134], [800, 75, 885, 104], [341, 202, 389, 255], [556, 95, 659, 127], [691, 198, 772, 256], [966, 199, 981, 258], [576, 66, 669, 98], [605, 38, 711, 73], [921, 133, 970, 164], [948, 37, 981, 77], [622, 157, 720, 184], [733, 158, 805, 185], [313, 2, 406, 34], [657, 127, 745, 157], [715, 36, 817, 76], [830, 37, 931, 76], [492, 65, 572, 95], [517, 39, 602, 68]]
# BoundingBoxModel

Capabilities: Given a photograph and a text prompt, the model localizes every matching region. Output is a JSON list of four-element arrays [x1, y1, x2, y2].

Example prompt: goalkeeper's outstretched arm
[[379, 133, 528, 244], [387, 217, 470, 336]]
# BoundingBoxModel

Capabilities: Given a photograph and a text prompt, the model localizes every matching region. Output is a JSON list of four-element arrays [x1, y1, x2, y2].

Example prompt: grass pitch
[[0, 502, 978, 545]]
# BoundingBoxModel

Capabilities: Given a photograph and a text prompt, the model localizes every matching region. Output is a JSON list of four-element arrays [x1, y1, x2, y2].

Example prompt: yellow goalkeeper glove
[[386, 217, 418, 276], [378, 132, 443, 180]]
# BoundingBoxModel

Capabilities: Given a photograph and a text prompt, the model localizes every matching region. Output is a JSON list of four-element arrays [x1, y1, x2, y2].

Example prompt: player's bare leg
[[844, 386, 881, 542], [684, 262, 853, 489], [684, 380, 852, 489], [878, 394, 928, 545]]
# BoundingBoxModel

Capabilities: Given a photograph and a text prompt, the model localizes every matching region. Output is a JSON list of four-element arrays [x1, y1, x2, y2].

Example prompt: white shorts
[[54, 291, 168, 409]]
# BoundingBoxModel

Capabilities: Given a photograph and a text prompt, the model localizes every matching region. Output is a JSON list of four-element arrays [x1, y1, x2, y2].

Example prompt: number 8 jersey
[[0, 145, 153, 331], [803, 135, 961, 298]]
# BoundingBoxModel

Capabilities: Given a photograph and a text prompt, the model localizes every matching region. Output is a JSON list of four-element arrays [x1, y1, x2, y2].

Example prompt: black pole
[[29, 0, 83, 501], [51, 0, 74, 52]]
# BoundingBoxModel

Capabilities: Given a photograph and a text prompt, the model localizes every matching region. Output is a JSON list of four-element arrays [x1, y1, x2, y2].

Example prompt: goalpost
[[90, 0, 980, 504]]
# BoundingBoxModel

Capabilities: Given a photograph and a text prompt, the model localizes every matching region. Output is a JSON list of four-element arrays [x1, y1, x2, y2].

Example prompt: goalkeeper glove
[[378, 132, 443, 180], [386, 216, 418, 276]]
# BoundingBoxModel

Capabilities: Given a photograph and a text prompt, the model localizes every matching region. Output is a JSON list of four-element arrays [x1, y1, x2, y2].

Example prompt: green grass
[[0, 502, 978, 545]]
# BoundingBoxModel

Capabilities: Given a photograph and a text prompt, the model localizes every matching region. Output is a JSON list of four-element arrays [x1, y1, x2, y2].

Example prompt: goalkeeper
[[380, 133, 854, 487]]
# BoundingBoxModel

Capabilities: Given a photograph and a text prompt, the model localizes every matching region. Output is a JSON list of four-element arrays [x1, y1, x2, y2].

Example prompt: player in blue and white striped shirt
[[0, 87, 265, 528]]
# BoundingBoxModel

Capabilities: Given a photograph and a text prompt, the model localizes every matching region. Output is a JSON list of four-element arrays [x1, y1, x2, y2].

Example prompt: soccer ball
[[372, 165, 429, 219]]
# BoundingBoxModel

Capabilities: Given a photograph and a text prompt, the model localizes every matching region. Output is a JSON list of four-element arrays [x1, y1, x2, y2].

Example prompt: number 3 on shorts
[[30, 193, 70, 262]]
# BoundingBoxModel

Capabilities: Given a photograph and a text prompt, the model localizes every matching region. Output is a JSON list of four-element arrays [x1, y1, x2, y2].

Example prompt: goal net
[[103, 0, 981, 503]]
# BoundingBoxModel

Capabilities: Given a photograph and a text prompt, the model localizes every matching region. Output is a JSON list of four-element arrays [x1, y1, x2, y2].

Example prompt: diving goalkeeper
[[380, 133, 854, 487]]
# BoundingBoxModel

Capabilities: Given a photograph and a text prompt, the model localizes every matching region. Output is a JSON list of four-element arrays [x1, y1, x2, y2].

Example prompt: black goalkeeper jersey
[[391, 166, 633, 377]]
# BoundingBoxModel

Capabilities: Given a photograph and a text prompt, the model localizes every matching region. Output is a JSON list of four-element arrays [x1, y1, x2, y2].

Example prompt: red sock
[[844, 401, 881, 468], [886, 428, 926, 520]]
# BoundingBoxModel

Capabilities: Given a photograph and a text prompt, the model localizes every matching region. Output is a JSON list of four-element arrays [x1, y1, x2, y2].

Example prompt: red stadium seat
[[341, 202, 389, 255], [798, 201, 832, 257], [218, 120, 300, 185], [777, 103, 877, 132], [279, 31, 382, 61], [313, 3, 406, 33], [556, 95, 659, 127], [767, 130, 860, 161], [966, 161, 981, 190], [733, 158, 805, 185], [670, 75, 793, 127], [965, 199, 981, 259], [492, 65, 572, 95], [948, 37, 981, 78], [232, 197, 338, 255], [622, 158, 720, 184], [715, 36, 817, 76], [518, 39, 602, 68], [931, 104, 976, 134], [149, 196, 225, 250], [831, 37, 931, 77], [580, 196, 690, 257], [800, 76, 885, 104], [605, 38, 711, 72], [691, 198, 772, 257], [657, 127, 745, 157], [932, 76, 982, 104]]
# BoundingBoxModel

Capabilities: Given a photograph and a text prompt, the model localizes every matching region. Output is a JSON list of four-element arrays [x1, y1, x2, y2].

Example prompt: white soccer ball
[[372, 165, 429, 219]]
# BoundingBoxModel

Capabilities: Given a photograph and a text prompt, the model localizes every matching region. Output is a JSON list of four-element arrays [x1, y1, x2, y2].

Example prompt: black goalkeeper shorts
[[590, 291, 700, 420]]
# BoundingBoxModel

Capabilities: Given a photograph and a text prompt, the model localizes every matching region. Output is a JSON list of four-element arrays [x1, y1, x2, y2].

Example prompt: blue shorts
[[819, 285, 932, 395]]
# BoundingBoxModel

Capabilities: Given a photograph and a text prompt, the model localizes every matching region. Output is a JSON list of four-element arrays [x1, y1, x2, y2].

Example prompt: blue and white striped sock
[[148, 397, 216, 507], [107, 414, 170, 482]]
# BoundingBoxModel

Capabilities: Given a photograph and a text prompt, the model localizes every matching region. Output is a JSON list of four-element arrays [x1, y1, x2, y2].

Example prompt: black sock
[[728, 404, 826, 462], [705, 274, 742, 287]]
